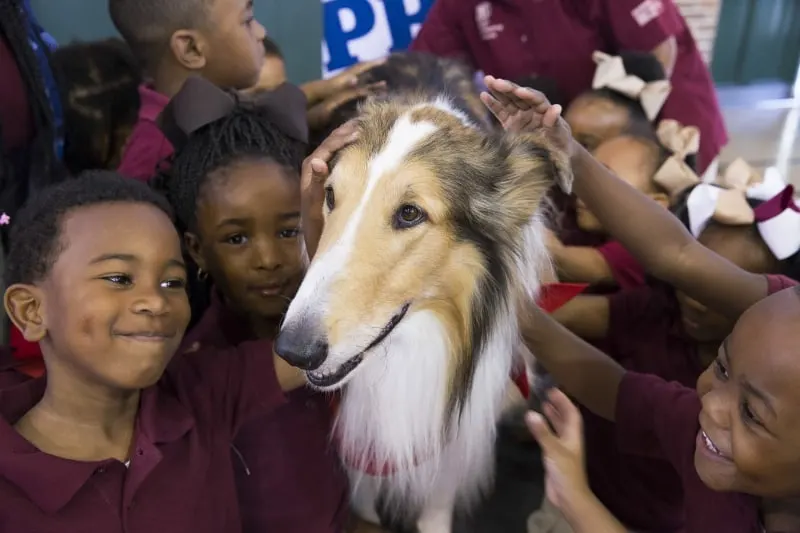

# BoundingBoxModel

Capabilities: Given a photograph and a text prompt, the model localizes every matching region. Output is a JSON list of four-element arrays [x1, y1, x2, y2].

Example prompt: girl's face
[[575, 137, 667, 234], [695, 288, 800, 497], [564, 95, 630, 152], [676, 224, 779, 343], [188, 158, 304, 323]]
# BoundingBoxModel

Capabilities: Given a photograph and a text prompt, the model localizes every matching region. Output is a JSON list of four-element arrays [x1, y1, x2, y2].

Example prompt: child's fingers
[[542, 105, 563, 128], [525, 411, 557, 451], [480, 92, 509, 122], [546, 388, 583, 444], [512, 86, 548, 107]]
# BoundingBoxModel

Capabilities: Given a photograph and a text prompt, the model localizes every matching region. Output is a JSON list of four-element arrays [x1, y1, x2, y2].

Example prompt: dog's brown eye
[[394, 204, 427, 229], [325, 186, 335, 211]]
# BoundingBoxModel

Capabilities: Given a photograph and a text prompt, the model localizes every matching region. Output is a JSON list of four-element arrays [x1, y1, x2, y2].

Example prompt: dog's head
[[275, 96, 571, 391]]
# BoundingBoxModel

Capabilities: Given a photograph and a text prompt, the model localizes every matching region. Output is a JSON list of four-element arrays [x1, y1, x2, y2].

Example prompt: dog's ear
[[498, 130, 574, 227]]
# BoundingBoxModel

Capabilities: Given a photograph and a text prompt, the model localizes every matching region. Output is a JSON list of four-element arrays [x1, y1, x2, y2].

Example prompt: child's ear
[[170, 29, 207, 70], [184, 232, 206, 272], [4, 285, 47, 342], [650, 191, 670, 209]]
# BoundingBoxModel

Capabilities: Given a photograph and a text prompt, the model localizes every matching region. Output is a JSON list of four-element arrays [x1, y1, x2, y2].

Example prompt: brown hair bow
[[158, 75, 309, 150]]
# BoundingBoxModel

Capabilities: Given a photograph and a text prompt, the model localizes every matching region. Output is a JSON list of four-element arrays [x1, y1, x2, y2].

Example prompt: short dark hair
[[108, 0, 211, 69], [6, 170, 174, 286], [51, 38, 142, 173], [262, 35, 283, 59], [154, 105, 307, 233]]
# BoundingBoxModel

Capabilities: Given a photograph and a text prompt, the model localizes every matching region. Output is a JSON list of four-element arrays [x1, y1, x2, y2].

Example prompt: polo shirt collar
[[0, 374, 194, 513], [138, 83, 170, 122]]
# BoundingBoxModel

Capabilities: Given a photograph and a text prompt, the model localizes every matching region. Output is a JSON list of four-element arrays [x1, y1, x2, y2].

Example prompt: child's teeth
[[702, 430, 721, 455]]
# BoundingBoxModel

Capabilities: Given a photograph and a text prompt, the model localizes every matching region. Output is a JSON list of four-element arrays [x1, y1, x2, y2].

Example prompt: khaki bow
[[652, 119, 701, 200], [591, 51, 672, 121]]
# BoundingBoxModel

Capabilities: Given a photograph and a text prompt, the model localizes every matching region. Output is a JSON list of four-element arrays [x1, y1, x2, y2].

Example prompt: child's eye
[[161, 278, 187, 290], [713, 358, 729, 381], [102, 274, 133, 286], [225, 234, 248, 246], [739, 399, 763, 428], [279, 228, 301, 239]]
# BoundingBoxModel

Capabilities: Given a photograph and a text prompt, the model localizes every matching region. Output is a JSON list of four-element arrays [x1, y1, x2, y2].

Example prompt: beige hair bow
[[652, 119, 701, 200], [686, 161, 795, 258], [591, 51, 672, 121]]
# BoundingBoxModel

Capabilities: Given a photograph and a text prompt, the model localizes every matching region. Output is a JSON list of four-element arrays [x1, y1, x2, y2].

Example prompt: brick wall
[[674, 0, 722, 64]]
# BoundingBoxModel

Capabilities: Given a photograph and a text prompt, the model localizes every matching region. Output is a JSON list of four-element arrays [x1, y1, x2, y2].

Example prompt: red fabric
[[117, 84, 174, 182], [596, 240, 646, 289], [411, 0, 726, 173], [8, 327, 44, 378]]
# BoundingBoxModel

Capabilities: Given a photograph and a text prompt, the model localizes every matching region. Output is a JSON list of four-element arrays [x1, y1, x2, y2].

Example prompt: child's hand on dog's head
[[480, 76, 575, 157], [526, 388, 591, 514]]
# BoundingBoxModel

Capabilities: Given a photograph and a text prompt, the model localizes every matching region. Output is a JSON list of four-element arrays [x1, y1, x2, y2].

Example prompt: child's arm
[[482, 78, 769, 319], [526, 389, 627, 533], [301, 60, 385, 106], [519, 298, 623, 421], [551, 296, 610, 340], [547, 230, 616, 286]]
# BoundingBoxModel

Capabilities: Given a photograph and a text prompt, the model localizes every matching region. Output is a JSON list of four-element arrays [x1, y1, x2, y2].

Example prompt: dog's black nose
[[274, 325, 328, 371]]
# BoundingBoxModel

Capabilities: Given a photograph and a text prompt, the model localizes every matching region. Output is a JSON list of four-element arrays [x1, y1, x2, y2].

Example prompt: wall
[[674, 0, 722, 64], [29, 0, 323, 83]]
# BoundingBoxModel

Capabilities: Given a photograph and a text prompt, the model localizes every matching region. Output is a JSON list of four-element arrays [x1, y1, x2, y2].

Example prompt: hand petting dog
[[480, 75, 575, 158]]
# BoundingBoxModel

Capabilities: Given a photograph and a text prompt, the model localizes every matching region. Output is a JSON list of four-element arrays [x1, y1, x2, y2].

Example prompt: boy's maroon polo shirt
[[616, 373, 762, 533], [117, 84, 174, 182], [411, 0, 726, 171], [182, 292, 349, 533], [0, 339, 285, 532]]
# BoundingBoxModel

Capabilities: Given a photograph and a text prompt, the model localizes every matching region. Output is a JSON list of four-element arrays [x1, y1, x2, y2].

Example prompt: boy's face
[[6, 203, 190, 391], [201, 0, 266, 89], [695, 289, 800, 497], [564, 95, 630, 153], [189, 159, 304, 323], [676, 224, 779, 343], [575, 136, 665, 234], [252, 55, 287, 91]]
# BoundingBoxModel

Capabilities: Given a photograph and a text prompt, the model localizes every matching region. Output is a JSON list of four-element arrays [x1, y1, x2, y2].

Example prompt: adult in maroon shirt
[[412, 0, 727, 172]]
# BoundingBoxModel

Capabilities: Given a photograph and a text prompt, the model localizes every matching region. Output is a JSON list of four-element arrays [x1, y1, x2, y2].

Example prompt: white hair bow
[[591, 51, 672, 121], [687, 162, 800, 260]]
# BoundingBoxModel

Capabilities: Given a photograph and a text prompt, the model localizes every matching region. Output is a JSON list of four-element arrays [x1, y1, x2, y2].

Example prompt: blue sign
[[323, 0, 435, 77]]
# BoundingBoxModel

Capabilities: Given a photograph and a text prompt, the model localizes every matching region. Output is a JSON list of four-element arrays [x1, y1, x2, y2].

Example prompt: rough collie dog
[[275, 62, 571, 533]]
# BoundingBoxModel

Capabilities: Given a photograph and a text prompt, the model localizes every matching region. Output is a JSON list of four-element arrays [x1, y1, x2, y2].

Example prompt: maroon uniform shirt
[[411, 0, 727, 172], [596, 240, 646, 290], [182, 292, 350, 533], [616, 372, 762, 533], [117, 84, 174, 182], [0, 339, 285, 532], [583, 275, 796, 531]]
